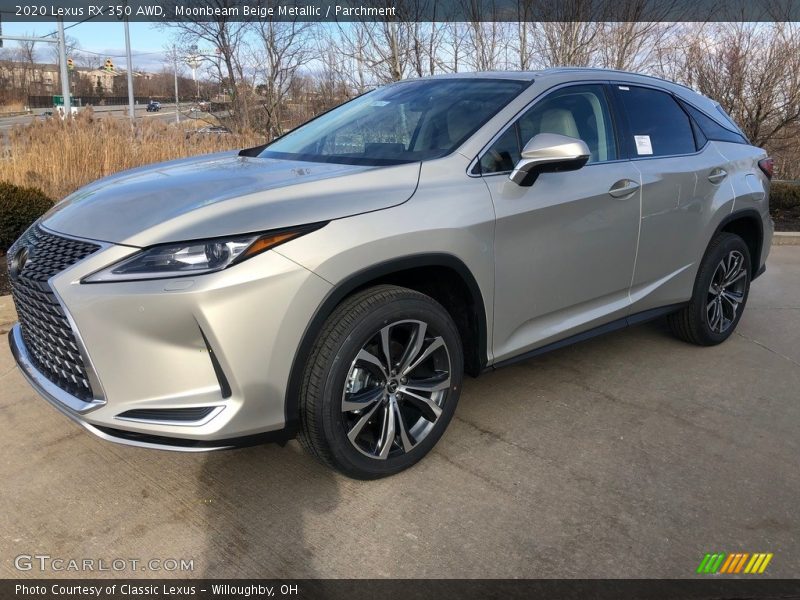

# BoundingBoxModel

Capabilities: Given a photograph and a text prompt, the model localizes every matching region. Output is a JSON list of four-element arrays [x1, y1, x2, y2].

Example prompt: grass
[[0, 109, 264, 200], [0, 102, 27, 115]]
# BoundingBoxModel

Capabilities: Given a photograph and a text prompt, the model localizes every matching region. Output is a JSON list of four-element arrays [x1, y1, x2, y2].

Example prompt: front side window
[[259, 79, 528, 166], [479, 84, 617, 174], [615, 85, 696, 157]]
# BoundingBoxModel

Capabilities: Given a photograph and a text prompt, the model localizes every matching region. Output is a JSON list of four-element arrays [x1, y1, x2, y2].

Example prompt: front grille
[[8, 224, 101, 402]]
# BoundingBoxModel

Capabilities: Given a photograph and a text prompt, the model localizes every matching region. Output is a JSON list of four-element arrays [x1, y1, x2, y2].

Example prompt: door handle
[[608, 179, 640, 198], [708, 168, 728, 184]]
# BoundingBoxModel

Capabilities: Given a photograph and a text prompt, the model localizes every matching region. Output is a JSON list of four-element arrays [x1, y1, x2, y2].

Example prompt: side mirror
[[509, 133, 591, 186]]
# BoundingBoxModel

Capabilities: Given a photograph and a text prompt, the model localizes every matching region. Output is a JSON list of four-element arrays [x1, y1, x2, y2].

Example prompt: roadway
[[0, 104, 203, 132]]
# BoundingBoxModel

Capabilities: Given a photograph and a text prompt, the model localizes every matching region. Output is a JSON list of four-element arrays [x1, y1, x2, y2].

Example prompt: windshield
[[258, 78, 529, 166]]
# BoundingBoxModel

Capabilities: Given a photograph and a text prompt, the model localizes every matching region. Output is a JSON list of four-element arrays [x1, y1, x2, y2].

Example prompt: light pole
[[123, 16, 135, 121], [172, 46, 180, 124], [186, 45, 200, 100], [56, 18, 71, 115]]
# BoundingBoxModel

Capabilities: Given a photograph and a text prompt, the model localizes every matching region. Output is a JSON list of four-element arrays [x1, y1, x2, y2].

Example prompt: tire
[[668, 232, 752, 346], [298, 285, 464, 479]]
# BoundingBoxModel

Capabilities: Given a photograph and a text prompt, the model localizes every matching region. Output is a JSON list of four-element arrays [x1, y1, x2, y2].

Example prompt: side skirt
[[487, 303, 687, 371]]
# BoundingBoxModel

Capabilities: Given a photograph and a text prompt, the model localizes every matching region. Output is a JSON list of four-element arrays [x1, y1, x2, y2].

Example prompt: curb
[[773, 232, 800, 246]]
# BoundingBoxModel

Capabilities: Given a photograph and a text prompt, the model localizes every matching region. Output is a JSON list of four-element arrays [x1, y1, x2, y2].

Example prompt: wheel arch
[[283, 253, 489, 434], [713, 209, 765, 276]]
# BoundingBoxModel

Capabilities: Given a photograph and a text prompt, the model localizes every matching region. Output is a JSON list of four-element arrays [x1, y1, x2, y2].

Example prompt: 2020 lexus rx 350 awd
[[7, 69, 773, 478]]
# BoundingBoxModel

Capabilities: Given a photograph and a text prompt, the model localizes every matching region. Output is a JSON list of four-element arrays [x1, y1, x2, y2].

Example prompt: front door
[[479, 84, 641, 361]]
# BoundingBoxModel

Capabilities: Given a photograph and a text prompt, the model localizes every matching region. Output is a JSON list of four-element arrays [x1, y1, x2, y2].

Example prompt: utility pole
[[172, 46, 180, 124], [123, 17, 135, 121], [56, 18, 71, 115]]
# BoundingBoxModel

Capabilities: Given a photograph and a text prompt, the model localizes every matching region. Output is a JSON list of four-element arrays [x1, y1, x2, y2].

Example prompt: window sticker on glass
[[370, 101, 390, 107], [618, 85, 630, 90], [634, 135, 653, 155]]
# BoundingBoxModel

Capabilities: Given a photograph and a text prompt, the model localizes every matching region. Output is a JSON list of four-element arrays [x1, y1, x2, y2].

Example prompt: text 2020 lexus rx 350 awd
[[8, 69, 773, 478]]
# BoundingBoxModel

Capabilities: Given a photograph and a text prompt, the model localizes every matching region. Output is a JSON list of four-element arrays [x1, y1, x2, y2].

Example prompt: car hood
[[42, 151, 421, 247]]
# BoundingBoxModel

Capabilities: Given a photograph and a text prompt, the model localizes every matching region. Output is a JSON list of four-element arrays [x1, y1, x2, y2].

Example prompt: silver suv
[[7, 69, 773, 478]]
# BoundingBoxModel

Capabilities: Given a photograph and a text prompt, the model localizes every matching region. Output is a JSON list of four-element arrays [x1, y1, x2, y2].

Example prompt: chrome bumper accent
[[8, 325, 232, 452]]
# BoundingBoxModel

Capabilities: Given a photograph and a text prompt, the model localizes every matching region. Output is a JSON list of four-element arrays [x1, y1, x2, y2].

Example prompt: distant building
[[0, 60, 60, 93], [0, 59, 154, 97], [78, 67, 153, 94]]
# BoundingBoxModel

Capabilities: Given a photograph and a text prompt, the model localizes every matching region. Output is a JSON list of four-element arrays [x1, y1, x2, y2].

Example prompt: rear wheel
[[298, 285, 464, 479], [668, 232, 751, 346]]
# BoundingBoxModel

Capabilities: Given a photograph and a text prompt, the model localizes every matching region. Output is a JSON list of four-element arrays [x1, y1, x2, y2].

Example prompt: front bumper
[[8, 229, 332, 451], [9, 324, 237, 451]]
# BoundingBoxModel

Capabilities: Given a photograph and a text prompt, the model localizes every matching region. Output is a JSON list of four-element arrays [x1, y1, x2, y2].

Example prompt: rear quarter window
[[679, 101, 749, 145]]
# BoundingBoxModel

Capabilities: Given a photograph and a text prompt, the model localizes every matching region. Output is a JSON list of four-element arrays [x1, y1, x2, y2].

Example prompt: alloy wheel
[[341, 319, 451, 460], [706, 250, 747, 334]]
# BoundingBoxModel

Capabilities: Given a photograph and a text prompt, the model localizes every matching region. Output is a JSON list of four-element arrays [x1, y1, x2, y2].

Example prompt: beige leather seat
[[538, 108, 580, 139]]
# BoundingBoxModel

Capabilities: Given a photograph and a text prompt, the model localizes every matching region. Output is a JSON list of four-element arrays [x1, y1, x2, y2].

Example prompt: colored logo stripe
[[697, 553, 726, 574], [697, 552, 773, 574]]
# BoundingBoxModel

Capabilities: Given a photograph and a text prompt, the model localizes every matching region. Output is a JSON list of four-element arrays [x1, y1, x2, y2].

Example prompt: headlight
[[83, 224, 324, 283]]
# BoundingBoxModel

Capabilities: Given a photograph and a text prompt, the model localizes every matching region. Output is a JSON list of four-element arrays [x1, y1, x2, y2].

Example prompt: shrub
[[770, 181, 800, 210], [0, 181, 53, 252]]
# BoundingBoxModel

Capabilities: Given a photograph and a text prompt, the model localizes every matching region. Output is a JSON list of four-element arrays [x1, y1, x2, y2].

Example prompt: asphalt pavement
[[0, 246, 798, 579]]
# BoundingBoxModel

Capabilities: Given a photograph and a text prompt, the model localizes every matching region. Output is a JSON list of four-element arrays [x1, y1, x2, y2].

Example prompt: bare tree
[[675, 22, 800, 150], [529, 21, 599, 68], [439, 23, 468, 73], [14, 35, 39, 99], [250, 20, 315, 136], [462, 1, 509, 71], [596, 22, 678, 72], [163, 1, 252, 130]]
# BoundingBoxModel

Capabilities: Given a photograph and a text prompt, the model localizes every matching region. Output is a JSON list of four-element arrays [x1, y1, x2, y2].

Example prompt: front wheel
[[668, 232, 751, 346], [298, 285, 464, 479]]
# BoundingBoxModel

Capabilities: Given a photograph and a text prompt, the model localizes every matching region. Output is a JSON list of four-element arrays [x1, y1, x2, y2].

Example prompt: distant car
[[37, 111, 54, 120], [146, 101, 161, 112]]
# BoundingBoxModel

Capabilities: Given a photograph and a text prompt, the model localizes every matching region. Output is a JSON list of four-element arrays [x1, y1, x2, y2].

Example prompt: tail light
[[758, 157, 774, 179]]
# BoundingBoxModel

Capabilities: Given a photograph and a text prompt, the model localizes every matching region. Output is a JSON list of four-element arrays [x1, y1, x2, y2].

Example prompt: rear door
[[610, 83, 734, 313]]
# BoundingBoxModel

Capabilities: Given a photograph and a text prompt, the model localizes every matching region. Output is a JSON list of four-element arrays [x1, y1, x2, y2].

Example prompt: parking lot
[[1, 245, 798, 579]]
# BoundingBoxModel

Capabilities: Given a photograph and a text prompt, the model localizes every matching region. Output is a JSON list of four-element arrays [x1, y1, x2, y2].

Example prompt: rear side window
[[615, 86, 696, 157], [679, 101, 749, 145]]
